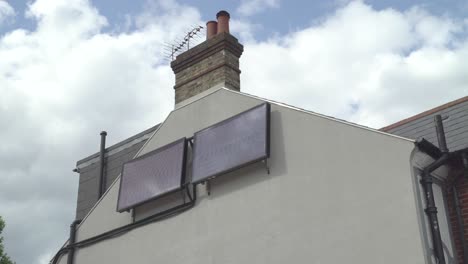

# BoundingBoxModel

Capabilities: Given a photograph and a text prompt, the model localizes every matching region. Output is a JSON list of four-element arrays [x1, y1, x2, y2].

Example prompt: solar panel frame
[[191, 103, 271, 184], [116, 137, 187, 212]]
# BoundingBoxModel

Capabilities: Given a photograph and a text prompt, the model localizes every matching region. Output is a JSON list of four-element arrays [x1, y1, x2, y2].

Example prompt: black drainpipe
[[67, 219, 81, 264], [98, 131, 107, 198], [419, 115, 449, 264]]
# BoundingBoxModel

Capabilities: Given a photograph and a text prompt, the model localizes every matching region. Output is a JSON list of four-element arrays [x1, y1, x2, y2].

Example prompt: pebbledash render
[[52, 10, 467, 264]]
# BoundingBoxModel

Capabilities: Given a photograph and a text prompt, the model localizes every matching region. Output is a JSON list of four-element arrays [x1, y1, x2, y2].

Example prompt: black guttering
[[417, 115, 449, 264], [415, 138, 442, 160], [417, 115, 468, 264], [52, 185, 197, 264], [98, 131, 107, 198], [67, 219, 81, 264]]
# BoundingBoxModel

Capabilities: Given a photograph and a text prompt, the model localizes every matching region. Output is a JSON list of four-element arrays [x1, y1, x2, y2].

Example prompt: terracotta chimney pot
[[216, 10, 230, 34], [206, 21, 218, 39]]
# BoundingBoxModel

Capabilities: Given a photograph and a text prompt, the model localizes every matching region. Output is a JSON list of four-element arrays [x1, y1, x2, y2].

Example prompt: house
[[381, 96, 468, 264], [74, 125, 159, 220], [52, 10, 465, 264]]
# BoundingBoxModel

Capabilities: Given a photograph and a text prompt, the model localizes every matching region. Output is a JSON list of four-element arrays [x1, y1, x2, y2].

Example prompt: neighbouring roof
[[381, 96, 468, 152], [77, 124, 160, 168], [75, 124, 160, 220]]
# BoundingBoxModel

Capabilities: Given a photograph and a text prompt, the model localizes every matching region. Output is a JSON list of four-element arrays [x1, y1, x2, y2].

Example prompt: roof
[[74, 124, 160, 220], [76, 124, 160, 168], [381, 96, 468, 132], [223, 88, 413, 143], [381, 96, 468, 152]]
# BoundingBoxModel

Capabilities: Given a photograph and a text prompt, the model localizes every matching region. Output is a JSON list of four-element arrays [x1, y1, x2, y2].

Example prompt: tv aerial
[[163, 25, 204, 61]]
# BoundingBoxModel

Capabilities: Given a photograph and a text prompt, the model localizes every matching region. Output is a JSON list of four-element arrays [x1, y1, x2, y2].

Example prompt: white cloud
[[240, 1, 468, 127], [0, 0, 14, 25], [237, 0, 279, 16], [230, 18, 261, 43], [0, 0, 202, 263]]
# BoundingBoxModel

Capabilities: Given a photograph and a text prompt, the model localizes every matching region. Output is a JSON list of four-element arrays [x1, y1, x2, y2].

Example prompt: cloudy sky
[[0, 0, 467, 263]]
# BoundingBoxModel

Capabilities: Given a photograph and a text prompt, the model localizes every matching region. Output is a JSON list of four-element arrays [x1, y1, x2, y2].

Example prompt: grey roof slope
[[75, 124, 159, 220], [381, 96, 468, 152]]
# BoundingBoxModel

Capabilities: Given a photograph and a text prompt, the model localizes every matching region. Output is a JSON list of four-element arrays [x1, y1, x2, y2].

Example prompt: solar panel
[[117, 138, 187, 212], [192, 103, 270, 183]]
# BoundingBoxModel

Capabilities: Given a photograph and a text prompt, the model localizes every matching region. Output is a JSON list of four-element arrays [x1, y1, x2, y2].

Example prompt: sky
[[0, 0, 467, 263]]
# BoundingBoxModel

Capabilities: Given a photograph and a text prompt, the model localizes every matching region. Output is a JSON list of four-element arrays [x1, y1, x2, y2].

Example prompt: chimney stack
[[171, 10, 243, 106]]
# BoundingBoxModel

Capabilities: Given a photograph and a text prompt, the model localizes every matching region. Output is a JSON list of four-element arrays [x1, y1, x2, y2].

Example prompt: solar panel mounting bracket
[[206, 180, 211, 195], [263, 158, 270, 174]]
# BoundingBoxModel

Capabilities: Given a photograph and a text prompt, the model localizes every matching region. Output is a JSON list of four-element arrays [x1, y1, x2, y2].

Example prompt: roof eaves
[[76, 124, 160, 167], [380, 96, 468, 132], [221, 88, 414, 143]]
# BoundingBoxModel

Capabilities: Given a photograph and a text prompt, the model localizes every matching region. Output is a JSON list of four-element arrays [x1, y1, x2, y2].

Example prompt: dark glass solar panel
[[192, 103, 270, 183], [117, 138, 186, 212]]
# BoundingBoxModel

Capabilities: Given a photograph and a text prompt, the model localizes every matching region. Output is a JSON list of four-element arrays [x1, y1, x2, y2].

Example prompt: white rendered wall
[[67, 89, 428, 263]]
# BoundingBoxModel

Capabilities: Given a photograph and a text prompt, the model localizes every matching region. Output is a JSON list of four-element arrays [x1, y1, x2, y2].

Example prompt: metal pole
[[418, 114, 451, 264], [435, 115, 448, 153], [98, 131, 107, 198], [421, 157, 448, 264], [67, 220, 81, 264]]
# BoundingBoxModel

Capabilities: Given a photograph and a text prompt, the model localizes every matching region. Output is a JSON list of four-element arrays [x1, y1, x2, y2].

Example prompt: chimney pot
[[216, 10, 230, 34], [206, 21, 218, 39]]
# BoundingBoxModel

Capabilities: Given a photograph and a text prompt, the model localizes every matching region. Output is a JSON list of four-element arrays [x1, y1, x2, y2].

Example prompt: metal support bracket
[[181, 188, 186, 203], [206, 180, 211, 196], [263, 158, 270, 174], [131, 209, 136, 223]]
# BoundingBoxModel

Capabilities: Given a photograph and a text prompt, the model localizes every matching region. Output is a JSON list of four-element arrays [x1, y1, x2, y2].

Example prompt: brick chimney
[[171, 10, 244, 105]]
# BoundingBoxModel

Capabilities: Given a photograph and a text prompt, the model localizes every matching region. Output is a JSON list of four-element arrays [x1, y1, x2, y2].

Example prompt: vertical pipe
[[418, 114, 450, 264], [67, 219, 81, 264], [98, 131, 107, 198], [435, 115, 449, 153], [422, 163, 447, 264]]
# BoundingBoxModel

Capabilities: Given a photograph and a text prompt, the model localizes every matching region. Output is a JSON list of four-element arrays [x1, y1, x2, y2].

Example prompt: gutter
[[417, 115, 468, 264], [420, 154, 448, 264], [416, 115, 449, 264], [67, 219, 81, 264], [51, 185, 197, 264]]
